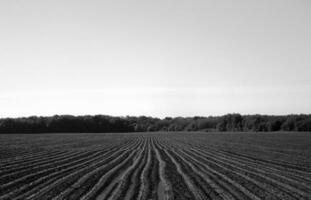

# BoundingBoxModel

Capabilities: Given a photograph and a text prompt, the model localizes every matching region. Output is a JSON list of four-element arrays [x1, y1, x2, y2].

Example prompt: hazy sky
[[0, 0, 310, 118]]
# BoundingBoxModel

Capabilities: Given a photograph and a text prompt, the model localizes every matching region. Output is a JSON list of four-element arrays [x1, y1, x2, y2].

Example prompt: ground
[[0, 132, 310, 200]]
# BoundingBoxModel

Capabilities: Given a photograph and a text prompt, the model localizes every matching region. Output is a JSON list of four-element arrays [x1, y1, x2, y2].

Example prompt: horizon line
[[1, 112, 310, 120]]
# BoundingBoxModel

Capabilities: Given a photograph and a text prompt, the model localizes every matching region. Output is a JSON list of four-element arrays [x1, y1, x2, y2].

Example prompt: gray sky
[[0, 0, 310, 118]]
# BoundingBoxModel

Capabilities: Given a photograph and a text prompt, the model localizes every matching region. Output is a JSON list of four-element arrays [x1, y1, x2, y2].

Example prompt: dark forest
[[1, 114, 311, 133]]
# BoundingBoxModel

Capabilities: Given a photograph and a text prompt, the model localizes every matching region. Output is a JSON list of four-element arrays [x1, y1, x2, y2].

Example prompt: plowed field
[[0, 132, 310, 200]]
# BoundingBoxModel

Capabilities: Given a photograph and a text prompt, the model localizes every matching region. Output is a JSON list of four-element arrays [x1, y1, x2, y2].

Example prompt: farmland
[[0, 132, 310, 200]]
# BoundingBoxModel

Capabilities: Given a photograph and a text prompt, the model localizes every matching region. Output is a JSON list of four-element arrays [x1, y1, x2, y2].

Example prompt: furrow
[[211, 148, 311, 183], [93, 138, 145, 200], [153, 138, 195, 200], [39, 139, 139, 200], [79, 139, 144, 200], [190, 147, 309, 199], [0, 149, 107, 196], [163, 149, 206, 200], [137, 139, 152, 200], [178, 147, 260, 200], [0, 151, 67, 170], [8, 139, 138, 200], [172, 148, 236, 200], [0, 141, 120, 174], [110, 138, 148, 200], [146, 141, 161, 200], [152, 137, 172, 200], [158, 139, 235, 200], [185, 147, 295, 200], [175, 138, 311, 183], [0, 150, 100, 185]]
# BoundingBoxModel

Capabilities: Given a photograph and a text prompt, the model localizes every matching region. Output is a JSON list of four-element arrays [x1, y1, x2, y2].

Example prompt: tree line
[[0, 114, 311, 133]]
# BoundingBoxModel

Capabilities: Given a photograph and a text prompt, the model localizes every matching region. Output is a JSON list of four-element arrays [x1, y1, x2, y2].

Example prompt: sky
[[0, 0, 310, 118]]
